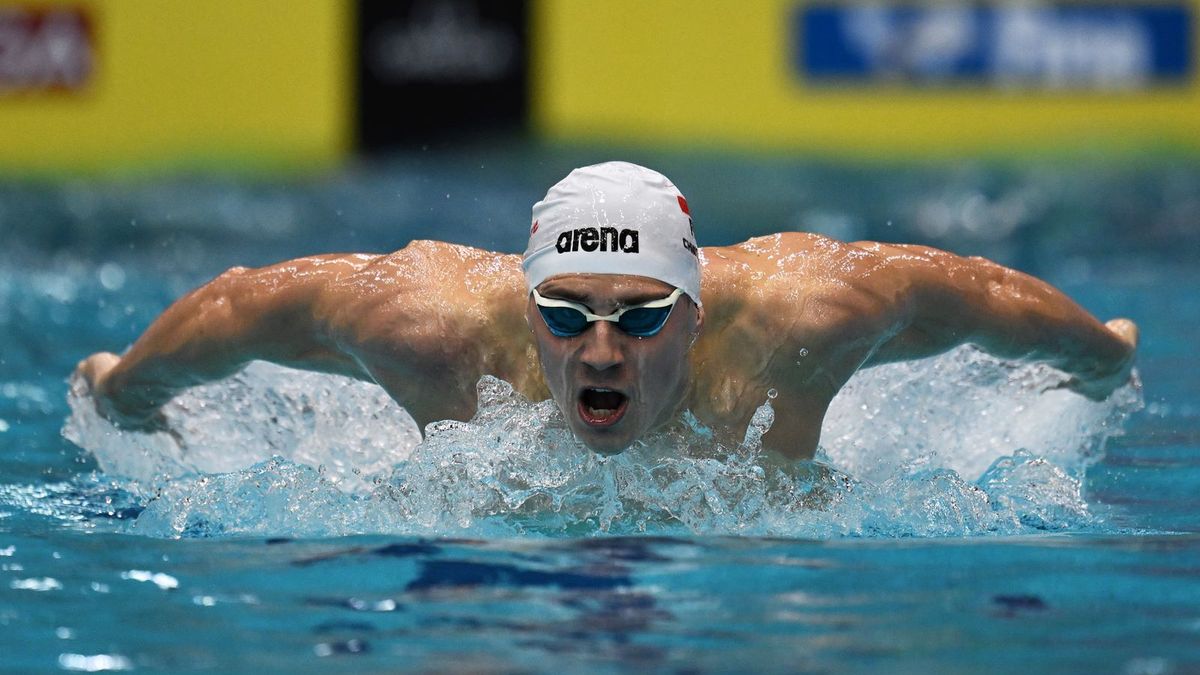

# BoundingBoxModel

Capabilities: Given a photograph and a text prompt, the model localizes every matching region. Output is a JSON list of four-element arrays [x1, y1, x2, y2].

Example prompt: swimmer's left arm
[[856, 242, 1137, 399]]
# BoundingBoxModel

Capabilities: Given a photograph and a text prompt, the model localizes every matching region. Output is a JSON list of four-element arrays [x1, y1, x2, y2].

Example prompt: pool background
[[2, 146, 1199, 671]]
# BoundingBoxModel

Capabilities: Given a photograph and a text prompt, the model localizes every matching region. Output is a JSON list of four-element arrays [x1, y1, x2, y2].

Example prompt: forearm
[[954, 261, 1132, 378], [101, 271, 255, 408], [864, 244, 1134, 392]]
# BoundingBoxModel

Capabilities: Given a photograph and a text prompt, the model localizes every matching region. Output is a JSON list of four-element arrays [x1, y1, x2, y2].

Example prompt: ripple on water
[[54, 346, 1141, 539]]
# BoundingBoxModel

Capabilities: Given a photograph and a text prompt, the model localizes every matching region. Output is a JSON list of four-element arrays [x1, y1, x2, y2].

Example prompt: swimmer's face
[[527, 274, 702, 455]]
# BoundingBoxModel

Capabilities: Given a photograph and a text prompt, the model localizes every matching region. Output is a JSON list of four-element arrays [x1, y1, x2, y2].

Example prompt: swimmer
[[75, 161, 1138, 459]]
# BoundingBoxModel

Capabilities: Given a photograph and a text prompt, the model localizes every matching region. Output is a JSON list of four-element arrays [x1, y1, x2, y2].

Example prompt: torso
[[685, 233, 902, 455], [332, 234, 904, 458]]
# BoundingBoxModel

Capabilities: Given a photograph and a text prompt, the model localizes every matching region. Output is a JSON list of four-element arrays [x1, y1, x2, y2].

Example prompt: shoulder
[[699, 232, 911, 347], [699, 232, 891, 310], [328, 241, 523, 296], [372, 240, 519, 277], [700, 232, 878, 282], [322, 241, 524, 343], [706, 231, 862, 254]]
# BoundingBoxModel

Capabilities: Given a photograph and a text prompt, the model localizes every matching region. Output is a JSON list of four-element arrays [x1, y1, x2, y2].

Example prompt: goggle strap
[[531, 288, 683, 322]]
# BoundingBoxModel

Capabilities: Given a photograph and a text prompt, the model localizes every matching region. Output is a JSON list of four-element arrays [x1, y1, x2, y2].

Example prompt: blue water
[[2, 148, 1198, 672]]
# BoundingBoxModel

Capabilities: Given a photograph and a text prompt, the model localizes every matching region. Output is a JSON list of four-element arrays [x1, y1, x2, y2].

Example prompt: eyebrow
[[539, 288, 669, 308]]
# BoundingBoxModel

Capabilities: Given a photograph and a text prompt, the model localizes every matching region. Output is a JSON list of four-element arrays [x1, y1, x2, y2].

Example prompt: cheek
[[535, 340, 575, 400], [632, 338, 689, 394]]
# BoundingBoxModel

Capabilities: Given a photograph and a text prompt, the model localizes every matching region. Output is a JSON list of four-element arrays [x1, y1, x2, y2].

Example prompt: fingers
[[74, 352, 121, 392], [72, 352, 177, 433], [1105, 318, 1139, 350]]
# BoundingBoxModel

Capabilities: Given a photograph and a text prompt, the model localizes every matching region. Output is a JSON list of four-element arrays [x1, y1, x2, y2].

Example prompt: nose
[[579, 321, 624, 372]]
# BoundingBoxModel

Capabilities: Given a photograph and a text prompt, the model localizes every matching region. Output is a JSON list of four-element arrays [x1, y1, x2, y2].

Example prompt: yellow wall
[[0, 0, 351, 174], [533, 1, 1200, 158]]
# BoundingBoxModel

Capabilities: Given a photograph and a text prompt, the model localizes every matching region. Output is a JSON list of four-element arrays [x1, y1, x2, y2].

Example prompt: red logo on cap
[[531, 220, 539, 234], [677, 196, 690, 216]]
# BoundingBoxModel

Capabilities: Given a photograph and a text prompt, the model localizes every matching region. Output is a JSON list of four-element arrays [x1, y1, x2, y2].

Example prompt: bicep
[[851, 242, 1003, 366], [206, 254, 380, 379], [854, 241, 1106, 367]]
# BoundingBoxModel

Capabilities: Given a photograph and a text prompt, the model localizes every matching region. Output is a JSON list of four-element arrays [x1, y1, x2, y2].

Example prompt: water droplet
[[799, 348, 809, 357], [767, 388, 779, 399], [97, 263, 126, 291]]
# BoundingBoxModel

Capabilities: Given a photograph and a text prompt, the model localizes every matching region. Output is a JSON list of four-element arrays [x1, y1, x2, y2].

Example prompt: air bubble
[[97, 263, 126, 291]]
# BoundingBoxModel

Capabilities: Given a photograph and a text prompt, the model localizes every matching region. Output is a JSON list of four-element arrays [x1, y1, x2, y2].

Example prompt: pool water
[[2, 148, 1198, 672]]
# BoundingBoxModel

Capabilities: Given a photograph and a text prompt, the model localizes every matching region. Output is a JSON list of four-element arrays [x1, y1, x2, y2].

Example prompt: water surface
[[2, 149, 1197, 672]]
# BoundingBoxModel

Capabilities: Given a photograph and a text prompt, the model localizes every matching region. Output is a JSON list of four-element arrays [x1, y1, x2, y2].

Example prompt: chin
[[566, 416, 640, 456], [584, 440, 630, 456], [573, 425, 635, 456]]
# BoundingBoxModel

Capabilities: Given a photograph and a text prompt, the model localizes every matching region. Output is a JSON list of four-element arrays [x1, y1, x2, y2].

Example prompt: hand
[[74, 352, 121, 396], [1104, 318, 1139, 352], [1056, 318, 1139, 401], [72, 352, 172, 432]]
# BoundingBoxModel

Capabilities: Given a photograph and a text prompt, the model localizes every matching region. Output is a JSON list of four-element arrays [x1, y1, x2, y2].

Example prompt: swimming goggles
[[532, 288, 684, 338]]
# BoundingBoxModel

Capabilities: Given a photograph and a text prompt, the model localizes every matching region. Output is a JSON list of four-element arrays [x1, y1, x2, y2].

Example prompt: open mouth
[[577, 388, 629, 427]]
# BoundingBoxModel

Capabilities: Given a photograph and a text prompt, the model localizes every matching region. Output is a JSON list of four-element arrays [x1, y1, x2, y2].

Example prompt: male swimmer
[[76, 162, 1138, 459]]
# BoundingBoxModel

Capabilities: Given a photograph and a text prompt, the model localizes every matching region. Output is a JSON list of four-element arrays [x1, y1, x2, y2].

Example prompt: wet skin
[[76, 233, 1139, 460], [526, 274, 702, 455]]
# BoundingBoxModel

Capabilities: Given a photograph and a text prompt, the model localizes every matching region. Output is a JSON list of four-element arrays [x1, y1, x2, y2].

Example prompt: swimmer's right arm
[[75, 254, 378, 430]]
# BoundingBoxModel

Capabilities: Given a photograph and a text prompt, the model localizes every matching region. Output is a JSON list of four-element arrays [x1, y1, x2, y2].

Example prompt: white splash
[[64, 362, 421, 493], [821, 346, 1140, 481], [62, 347, 1141, 539]]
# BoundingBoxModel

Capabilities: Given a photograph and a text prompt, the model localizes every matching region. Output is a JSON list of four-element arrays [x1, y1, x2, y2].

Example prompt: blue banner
[[798, 3, 1193, 88]]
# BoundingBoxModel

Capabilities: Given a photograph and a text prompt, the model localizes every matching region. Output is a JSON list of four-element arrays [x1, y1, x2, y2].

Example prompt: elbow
[[193, 267, 259, 327], [204, 266, 250, 299], [205, 268, 244, 303], [211, 265, 259, 297]]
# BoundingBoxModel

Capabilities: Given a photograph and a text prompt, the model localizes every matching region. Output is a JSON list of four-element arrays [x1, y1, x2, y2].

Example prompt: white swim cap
[[523, 161, 701, 306]]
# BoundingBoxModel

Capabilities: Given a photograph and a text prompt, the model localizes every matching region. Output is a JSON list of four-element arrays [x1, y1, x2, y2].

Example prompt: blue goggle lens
[[616, 306, 673, 336], [537, 305, 673, 338], [538, 306, 590, 337]]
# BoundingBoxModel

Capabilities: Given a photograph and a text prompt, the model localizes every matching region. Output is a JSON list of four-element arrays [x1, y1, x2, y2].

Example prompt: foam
[[60, 346, 1141, 539]]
